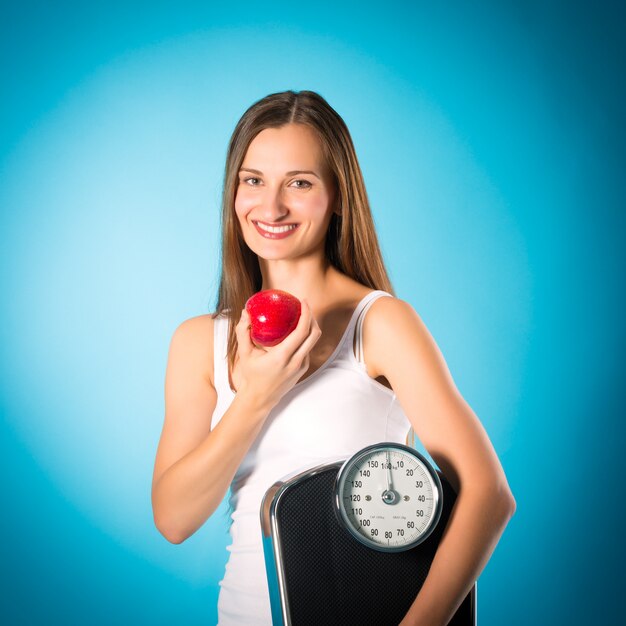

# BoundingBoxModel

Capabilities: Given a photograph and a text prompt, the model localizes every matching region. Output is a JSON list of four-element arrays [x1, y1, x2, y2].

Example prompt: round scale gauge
[[334, 442, 443, 552]]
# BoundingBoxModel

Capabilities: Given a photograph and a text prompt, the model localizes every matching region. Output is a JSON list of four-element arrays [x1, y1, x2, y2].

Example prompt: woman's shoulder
[[365, 295, 428, 339], [367, 293, 416, 316], [330, 269, 412, 321], [362, 295, 434, 376], [168, 313, 218, 385], [170, 311, 237, 353], [330, 270, 377, 302], [172, 312, 217, 337]]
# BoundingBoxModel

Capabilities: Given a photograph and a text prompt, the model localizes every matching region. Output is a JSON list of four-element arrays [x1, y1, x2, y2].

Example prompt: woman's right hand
[[233, 299, 322, 413]]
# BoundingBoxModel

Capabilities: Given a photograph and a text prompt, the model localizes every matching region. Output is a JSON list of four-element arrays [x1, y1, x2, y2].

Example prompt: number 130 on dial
[[334, 442, 443, 552]]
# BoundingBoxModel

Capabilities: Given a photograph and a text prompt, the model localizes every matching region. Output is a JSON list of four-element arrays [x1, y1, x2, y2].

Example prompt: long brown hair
[[213, 90, 394, 375]]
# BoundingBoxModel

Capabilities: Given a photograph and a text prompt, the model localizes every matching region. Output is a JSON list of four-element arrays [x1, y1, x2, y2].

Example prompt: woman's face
[[235, 123, 337, 262]]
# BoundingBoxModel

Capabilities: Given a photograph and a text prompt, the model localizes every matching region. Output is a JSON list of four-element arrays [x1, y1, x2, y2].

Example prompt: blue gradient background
[[1, 1, 624, 624]]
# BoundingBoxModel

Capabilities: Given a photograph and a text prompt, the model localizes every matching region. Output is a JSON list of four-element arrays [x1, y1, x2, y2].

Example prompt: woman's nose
[[259, 185, 289, 221]]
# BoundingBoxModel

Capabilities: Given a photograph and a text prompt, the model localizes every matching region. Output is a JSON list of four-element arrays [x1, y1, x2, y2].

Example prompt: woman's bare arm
[[363, 297, 516, 626], [151, 314, 265, 544], [152, 303, 321, 544]]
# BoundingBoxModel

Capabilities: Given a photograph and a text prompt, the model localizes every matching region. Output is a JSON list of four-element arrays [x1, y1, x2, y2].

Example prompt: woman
[[151, 90, 516, 625]]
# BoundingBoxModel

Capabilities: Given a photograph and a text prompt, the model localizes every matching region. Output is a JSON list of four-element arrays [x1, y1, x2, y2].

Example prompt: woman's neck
[[258, 256, 339, 309]]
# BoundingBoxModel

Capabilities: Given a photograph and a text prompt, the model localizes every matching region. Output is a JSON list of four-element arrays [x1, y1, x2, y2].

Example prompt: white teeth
[[255, 221, 298, 234]]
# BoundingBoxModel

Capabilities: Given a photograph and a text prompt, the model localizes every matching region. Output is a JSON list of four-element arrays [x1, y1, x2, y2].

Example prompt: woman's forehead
[[242, 124, 326, 172]]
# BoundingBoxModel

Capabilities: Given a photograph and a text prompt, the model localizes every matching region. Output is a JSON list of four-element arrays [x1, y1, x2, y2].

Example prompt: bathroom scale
[[261, 441, 476, 625]]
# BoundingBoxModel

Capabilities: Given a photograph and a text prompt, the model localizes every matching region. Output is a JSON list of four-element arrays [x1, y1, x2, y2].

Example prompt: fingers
[[279, 300, 321, 367], [289, 309, 322, 367], [277, 299, 315, 354], [235, 309, 254, 358]]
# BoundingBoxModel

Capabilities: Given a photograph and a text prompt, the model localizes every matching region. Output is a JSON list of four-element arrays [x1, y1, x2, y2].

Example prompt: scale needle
[[386, 451, 394, 491]]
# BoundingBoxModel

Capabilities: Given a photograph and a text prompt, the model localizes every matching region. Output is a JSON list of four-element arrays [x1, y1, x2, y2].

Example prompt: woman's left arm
[[363, 297, 517, 626]]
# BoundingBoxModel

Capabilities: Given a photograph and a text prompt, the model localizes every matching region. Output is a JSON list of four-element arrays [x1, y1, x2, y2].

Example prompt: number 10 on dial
[[334, 442, 443, 553]]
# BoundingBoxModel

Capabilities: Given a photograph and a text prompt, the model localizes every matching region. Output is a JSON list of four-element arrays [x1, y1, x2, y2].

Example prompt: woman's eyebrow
[[239, 167, 320, 179]]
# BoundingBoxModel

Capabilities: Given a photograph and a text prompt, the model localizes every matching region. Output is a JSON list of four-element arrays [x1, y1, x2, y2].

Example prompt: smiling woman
[[151, 90, 515, 626], [235, 124, 338, 256]]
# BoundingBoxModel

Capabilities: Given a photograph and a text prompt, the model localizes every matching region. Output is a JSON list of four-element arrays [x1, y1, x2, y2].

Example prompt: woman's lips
[[253, 220, 300, 239]]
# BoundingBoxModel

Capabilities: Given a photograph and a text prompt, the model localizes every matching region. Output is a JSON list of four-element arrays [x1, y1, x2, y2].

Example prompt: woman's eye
[[292, 179, 312, 189], [240, 177, 311, 188]]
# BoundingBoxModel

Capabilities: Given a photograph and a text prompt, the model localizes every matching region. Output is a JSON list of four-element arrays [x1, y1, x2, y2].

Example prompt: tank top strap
[[354, 290, 394, 363], [212, 313, 232, 395]]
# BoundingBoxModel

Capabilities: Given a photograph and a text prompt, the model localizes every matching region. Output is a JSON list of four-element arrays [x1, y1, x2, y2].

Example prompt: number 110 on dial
[[334, 442, 443, 552]]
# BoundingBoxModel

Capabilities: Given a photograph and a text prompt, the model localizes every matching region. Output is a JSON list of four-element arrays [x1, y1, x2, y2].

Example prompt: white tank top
[[211, 290, 411, 625]]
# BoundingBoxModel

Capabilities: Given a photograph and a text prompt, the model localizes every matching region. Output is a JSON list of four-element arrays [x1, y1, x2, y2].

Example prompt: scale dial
[[334, 442, 443, 552]]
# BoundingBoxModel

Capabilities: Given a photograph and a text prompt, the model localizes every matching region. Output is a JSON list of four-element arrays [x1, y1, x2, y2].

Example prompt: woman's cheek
[[311, 194, 334, 218], [234, 191, 255, 220], [291, 192, 330, 217]]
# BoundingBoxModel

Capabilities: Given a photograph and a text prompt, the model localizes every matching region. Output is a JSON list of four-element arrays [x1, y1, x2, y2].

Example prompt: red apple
[[245, 289, 302, 347]]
